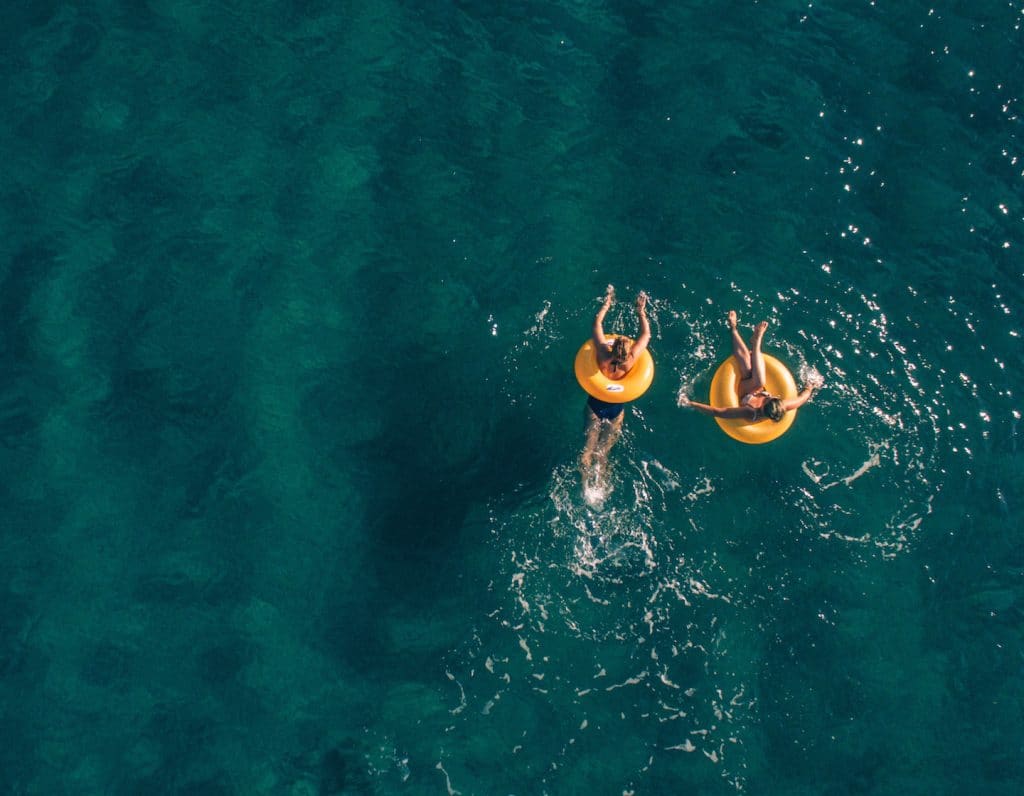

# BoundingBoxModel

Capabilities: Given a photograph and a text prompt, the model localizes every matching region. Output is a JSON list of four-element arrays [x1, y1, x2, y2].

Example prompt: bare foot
[[751, 320, 768, 343], [727, 310, 738, 329]]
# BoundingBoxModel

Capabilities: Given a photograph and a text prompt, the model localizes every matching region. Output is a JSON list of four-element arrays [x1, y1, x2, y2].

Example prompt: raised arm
[[592, 285, 614, 346], [628, 292, 652, 359]]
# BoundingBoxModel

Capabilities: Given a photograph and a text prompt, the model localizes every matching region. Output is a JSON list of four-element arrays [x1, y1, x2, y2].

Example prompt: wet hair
[[610, 337, 630, 366], [764, 397, 785, 422]]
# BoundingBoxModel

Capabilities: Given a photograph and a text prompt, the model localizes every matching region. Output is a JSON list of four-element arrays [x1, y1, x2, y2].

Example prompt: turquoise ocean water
[[2, 1, 1022, 793]]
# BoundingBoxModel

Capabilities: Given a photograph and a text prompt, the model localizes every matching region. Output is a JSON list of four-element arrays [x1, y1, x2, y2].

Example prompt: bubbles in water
[[799, 363, 825, 388], [581, 462, 613, 509], [439, 418, 754, 789], [441, 286, 953, 792]]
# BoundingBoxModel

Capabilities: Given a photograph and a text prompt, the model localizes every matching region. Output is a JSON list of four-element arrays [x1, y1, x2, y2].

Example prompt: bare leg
[[745, 321, 769, 393], [581, 406, 624, 494], [581, 408, 603, 476], [729, 310, 752, 377], [729, 310, 762, 400], [594, 413, 624, 465]]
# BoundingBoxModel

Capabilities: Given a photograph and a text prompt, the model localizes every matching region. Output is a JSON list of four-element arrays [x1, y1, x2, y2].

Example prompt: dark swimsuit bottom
[[587, 395, 625, 421]]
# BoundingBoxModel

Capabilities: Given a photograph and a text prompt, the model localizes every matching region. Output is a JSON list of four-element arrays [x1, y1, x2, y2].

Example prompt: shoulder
[[627, 338, 650, 358]]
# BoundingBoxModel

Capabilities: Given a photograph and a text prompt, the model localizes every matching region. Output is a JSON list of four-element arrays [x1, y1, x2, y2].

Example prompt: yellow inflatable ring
[[574, 336, 654, 403], [709, 354, 798, 444]]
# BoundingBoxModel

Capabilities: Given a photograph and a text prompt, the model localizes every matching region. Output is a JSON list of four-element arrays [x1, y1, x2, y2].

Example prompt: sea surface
[[1, 1, 1022, 794]]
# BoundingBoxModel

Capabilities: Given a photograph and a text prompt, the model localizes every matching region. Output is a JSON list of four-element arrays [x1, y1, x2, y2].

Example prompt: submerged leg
[[581, 405, 624, 501], [580, 407, 603, 475], [594, 412, 624, 464]]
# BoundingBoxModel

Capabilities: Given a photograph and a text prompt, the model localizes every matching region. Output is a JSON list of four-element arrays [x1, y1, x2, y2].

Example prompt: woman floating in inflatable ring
[[681, 310, 820, 444], [577, 285, 653, 475]]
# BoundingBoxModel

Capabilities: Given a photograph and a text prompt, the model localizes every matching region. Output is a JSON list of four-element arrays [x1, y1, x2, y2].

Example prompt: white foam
[[435, 761, 461, 796], [799, 363, 825, 388]]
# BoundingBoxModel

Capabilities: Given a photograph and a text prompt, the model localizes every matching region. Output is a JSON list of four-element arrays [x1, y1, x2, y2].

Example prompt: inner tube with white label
[[574, 336, 654, 404], [709, 354, 798, 444]]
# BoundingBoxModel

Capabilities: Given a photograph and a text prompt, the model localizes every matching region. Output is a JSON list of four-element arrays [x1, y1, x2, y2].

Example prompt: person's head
[[610, 337, 630, 367], [764, 397, 785, 422]]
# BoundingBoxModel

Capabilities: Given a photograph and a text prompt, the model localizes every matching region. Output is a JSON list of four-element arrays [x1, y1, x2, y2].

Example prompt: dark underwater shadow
[[317, 366, 558, 677]]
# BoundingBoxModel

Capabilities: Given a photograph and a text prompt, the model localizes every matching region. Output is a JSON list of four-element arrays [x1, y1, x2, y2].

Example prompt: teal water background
[[2, 1, 1023, 793]]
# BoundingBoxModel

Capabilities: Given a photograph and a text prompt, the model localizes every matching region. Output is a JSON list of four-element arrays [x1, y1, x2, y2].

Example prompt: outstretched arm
[[629, 292, 652, 358], [782, 385, 816, 412], [592, 285, 614, 346], [684, 399, 751, 419]]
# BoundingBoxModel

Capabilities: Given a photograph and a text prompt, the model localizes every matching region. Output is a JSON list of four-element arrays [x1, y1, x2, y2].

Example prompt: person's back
[[596, 331, 643, 380]]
